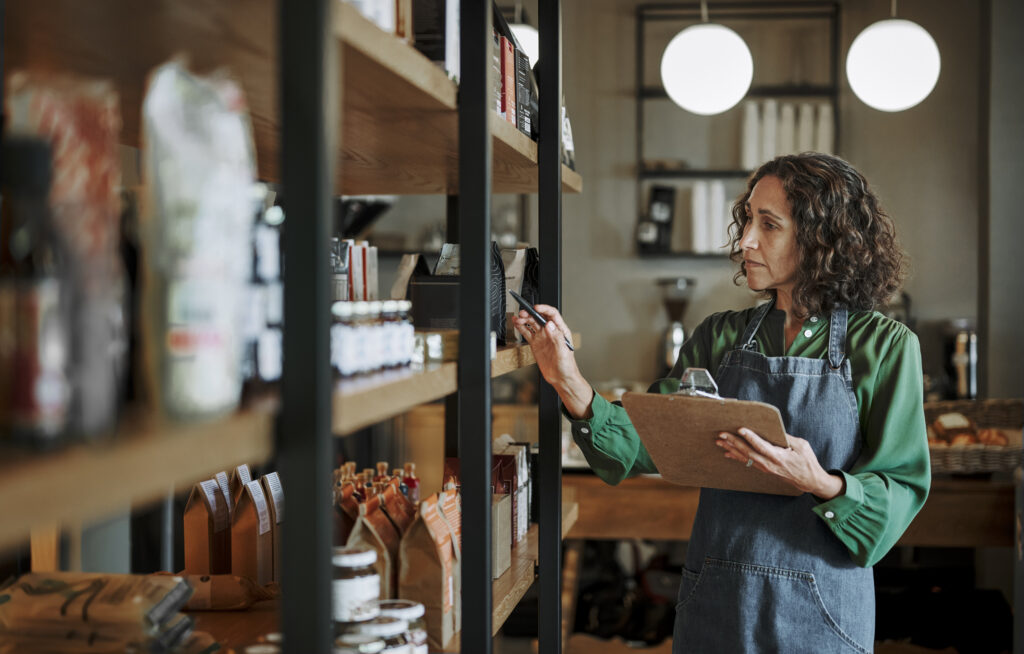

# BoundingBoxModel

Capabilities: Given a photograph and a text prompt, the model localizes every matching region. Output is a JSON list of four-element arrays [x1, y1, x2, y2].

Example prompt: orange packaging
[[399, 493, 458, 650], [438, 488, 462, 633], [347, 495, 401, 599], [379, 483, 415, 536], [183, 479, 231, 574], [230, 479, 273, 585], [336, 481, 360, 545]]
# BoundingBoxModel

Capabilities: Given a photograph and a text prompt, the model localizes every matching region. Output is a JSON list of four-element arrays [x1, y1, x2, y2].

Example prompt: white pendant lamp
[[660, 1, 753, 116], [846, 0, 940, 112]]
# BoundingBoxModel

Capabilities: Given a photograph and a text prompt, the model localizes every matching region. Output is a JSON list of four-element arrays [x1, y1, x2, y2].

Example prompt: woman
[[514, 153, 930, 653]]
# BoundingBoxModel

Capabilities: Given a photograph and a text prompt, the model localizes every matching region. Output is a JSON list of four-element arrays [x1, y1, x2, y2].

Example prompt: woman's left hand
[[716, 428, 846, 500]]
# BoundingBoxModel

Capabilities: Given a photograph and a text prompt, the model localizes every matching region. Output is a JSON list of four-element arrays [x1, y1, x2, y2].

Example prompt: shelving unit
[[333, 335, 580, 435], [635, 2, 839, 257], [0, 404, 276, 551], [5, 1, 577, 653], [190, 501, 581, 651]]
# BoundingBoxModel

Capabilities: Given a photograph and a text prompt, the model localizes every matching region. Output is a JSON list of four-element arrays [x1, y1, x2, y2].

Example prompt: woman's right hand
[[512, 304, 594, 419]]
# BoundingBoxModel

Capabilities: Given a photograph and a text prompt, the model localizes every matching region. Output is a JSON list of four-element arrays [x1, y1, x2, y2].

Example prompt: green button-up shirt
[[569, 306, 930, 568]]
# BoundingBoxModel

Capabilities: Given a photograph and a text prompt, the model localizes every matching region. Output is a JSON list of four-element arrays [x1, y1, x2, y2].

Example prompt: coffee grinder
[[658, 277, 695, 376]]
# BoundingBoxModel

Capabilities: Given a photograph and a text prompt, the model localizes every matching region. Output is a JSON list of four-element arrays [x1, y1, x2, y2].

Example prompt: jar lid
[[263, 633, 283, 644], [399, 300, 412, 311], [334, 633, 385, 654], [332, 302, 354, 319], [351, 616, 407, 638], [332, 546, 377, 568], [376, 599, 425, 621], [244, 645, 281, 654], [381, 300, 399, 313]]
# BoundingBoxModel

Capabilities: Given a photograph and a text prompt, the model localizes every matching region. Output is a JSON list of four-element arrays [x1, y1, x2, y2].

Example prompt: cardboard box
[[399, 494, 458, 650], [491, 493, 511, 579], [183, 479, 231, 574], [261, 472, 284, 583], [231, 479, 273, 585]]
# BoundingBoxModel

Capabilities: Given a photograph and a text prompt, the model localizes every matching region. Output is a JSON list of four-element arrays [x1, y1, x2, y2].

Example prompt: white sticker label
[[332, 574, 380, 622], [246, 480, 271, 535], [200, 480, 229, 532], [264, 472, 284, 524], [236, 465, 252, 486], [215, 471, 233, 513]]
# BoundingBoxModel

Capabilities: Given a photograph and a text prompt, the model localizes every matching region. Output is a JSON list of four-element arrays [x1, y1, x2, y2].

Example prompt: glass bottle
[[402, 462, 420, 503], [0, 136, 70, 448]]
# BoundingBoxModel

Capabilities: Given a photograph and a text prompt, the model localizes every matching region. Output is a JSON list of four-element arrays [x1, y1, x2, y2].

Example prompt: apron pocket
[[674, 558, 870, 654]]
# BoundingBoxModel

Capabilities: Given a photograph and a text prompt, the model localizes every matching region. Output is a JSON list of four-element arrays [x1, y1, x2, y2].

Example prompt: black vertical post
[[538, 1, 563, 653], [458, 0, 493, 652], [445, 195, 460, 459], [280, 0, 336, 652]]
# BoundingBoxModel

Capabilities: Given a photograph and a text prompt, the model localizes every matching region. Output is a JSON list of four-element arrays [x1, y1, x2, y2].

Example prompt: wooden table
[[563, 472, 1017, 547]]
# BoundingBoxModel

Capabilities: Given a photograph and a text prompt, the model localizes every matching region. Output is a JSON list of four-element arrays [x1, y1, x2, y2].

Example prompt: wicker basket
[[924, 398, 1023, 473]]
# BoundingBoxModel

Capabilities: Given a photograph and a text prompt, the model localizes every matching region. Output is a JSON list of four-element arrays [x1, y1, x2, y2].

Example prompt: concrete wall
[[986, 0, 1024, 399]]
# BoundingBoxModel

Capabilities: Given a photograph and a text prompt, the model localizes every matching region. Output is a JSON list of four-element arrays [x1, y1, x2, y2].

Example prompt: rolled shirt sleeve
[[811, 325, 930, 567], [564, 308, 930, 567]]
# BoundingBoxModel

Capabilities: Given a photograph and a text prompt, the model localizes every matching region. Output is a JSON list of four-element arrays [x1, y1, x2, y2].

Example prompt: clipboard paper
[[621, 392, 801, 496]]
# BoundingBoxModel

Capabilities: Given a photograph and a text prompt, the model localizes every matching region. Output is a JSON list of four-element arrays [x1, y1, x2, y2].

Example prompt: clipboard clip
[[675, 367, 722, 399]]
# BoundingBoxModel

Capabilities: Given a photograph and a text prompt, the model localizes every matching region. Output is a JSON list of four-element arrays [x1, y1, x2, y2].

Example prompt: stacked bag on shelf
[[333, 460, 463, 649], [0, 572, 218, 653], [183, 464, 285, 590]]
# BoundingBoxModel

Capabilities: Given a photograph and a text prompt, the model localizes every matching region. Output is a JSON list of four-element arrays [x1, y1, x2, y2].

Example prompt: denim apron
[[672, 300, 875, 653]]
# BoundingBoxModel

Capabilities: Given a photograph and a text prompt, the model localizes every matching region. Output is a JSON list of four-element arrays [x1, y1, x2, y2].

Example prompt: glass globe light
[[846, 18, 940, 112], [660, 23, 753, 116]]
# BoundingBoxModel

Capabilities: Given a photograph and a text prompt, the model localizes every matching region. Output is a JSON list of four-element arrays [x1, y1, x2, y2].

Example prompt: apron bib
[[673, 301, 874, 653]]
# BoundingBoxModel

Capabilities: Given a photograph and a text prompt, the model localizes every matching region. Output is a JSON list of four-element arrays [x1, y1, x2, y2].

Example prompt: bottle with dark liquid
[[0, 137, 70, 448]]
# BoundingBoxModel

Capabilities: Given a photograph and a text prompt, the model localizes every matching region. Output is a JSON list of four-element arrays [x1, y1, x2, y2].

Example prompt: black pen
[[508, 289, 574, 351]]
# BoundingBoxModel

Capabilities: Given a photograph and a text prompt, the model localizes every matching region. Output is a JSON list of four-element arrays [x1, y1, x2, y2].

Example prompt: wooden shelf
[[333, 335, 578, 435], [443, 500, 579, 650], [0, 401, 276, 551], [190, 502, 580, 650], [6, 0, 583, 195]]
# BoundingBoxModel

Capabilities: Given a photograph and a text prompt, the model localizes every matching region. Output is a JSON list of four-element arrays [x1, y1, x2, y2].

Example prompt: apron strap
[[828, 306, 849, 369], [740, 299, 775, 350]]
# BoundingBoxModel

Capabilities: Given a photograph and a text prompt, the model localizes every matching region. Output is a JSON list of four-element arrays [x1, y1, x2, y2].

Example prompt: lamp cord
[[891, 0, 897, 18], [700, 0, 709, 23]]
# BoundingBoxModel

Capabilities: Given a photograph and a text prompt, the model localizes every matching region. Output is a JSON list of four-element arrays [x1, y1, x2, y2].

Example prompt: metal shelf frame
[[280, 2, 566, 653]]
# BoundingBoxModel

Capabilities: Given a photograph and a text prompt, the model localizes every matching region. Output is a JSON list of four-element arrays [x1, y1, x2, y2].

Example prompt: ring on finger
[[745, 458, 754, 468]]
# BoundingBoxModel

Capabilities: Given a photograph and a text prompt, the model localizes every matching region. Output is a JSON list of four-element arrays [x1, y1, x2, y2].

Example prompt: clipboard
[[621, 392, 802, 496]]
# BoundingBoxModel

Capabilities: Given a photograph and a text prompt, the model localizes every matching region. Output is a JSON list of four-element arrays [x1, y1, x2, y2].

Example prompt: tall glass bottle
[[0, 136, 70, 448]]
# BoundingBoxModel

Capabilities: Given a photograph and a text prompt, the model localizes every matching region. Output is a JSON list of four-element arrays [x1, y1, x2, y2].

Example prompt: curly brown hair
[[729, 152, 907, 316]]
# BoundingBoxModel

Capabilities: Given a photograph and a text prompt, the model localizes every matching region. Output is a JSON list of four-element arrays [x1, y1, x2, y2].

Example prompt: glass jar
[[351, 301, 372, 375], [331, 301, 356, 378], [365, 300, 384, 373], [377, 600, 427, 654], [380, 300, 399, 369], [345, 616, 411, 654], [332, 547, 380, 624], [334, 633, 385, 654], [397, 300, 414, 367]]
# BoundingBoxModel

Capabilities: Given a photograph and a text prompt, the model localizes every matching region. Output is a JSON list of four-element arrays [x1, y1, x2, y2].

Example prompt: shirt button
[[810, 316, 819, 323], [824, 511, 835, 519], [803, 329, 813, 338], [580, 427, 590, 435]]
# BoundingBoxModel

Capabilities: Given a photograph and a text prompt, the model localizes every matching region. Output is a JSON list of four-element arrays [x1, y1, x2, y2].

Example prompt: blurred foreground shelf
[[0, 400, 276, 552]]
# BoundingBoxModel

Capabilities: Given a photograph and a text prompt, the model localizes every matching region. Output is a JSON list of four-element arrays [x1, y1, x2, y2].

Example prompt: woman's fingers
[[534, 304, 574, 344]]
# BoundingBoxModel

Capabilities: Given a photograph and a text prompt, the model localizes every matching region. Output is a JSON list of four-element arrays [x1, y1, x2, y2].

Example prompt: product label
[[246, 480, 271, 535], [236, 465, 252, 486], [200, 479, 229, 532], [257, 328, 282, 382], [264, 472, 284, 524], [332, 574, 381, 622], [12, 279, 68, 431], [255, 224, 281, 281], [215, 471, 233, 514]]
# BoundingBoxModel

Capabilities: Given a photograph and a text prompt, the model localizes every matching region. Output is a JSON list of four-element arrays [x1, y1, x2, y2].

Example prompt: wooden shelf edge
[[333, 363, 458, 436], [333, 0, 457, 112], [0, 405, 276, 551]]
